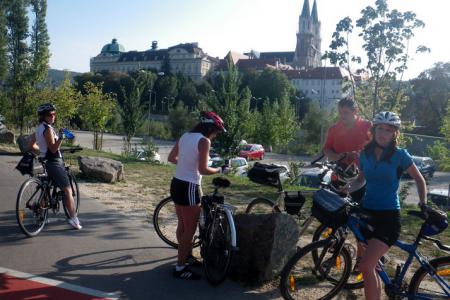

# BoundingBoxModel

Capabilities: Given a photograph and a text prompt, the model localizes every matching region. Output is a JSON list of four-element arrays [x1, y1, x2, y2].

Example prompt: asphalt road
[[0, 155, 268, 300]]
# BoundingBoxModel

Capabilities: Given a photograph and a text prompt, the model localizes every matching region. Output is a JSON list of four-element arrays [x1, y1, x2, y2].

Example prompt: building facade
[[90, 39, 217, 81]]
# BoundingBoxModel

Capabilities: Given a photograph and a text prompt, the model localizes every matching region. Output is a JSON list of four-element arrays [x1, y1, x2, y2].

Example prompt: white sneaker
[[68, 217, 82, 230]]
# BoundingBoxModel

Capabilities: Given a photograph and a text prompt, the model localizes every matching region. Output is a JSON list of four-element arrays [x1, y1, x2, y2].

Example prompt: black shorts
[[170, 177, 201, 206], [361, 209, 401, 247], [45, 158, 70, 189]]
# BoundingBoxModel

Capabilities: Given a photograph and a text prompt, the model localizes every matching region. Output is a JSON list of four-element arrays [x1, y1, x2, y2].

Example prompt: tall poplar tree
[[0, 1, 7, 81], [6, 0, 30, 133], [29, 0, 50, 85]]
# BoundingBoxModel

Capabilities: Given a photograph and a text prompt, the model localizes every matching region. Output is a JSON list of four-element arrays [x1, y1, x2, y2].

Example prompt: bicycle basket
[[284, 191, 306, 215], [312, 188, 349, 229]]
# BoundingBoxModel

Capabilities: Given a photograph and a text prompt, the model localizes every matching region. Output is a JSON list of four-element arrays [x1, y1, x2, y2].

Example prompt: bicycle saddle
[[212, 177, 230, 188]]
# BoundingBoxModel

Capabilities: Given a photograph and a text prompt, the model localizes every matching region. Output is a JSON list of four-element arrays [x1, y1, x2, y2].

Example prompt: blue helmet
[[422, 207, 448, 236]]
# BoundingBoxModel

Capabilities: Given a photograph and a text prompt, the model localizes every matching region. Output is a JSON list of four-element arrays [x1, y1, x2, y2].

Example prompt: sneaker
[[186, 255, 202, 267], [68, 217, 82, 230], [173, 266, 201, 280]]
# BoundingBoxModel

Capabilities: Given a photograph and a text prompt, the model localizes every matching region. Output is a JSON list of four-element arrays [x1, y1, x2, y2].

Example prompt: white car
[[132, 148, 161, 162], [208, 157, 249, 177]]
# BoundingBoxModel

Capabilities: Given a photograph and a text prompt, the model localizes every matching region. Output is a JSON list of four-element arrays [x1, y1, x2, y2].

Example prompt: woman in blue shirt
[[357, 111, 427, 300]]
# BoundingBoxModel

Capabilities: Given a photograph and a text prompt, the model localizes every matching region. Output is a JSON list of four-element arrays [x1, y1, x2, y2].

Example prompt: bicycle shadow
[[43, 246, 272, 300]]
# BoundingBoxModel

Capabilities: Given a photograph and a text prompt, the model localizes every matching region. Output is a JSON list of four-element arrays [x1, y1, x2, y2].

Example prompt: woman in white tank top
[[168, 111, 227, 280]]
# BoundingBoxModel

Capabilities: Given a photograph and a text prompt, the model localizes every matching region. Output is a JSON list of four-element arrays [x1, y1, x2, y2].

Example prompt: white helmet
[[373, 111, 401, 128]]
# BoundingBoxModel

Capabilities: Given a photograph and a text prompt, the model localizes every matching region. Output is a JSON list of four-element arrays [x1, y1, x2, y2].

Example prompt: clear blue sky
[[47, 0, 449, 79]]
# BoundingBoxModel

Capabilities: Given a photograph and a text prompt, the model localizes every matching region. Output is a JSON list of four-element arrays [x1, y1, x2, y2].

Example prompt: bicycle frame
[[346, 214, 450, 299]]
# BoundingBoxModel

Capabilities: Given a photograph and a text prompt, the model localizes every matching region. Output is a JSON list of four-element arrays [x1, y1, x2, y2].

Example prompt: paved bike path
[[0, 155, 267, 300]]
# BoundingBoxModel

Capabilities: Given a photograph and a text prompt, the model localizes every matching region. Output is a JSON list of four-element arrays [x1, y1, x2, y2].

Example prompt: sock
[[175, 265, 185, 272]]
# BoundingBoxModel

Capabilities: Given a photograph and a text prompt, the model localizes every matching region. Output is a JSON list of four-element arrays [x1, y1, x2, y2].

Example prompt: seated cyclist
[[356, 111, 427, 300], [30, 103, 82, 230]]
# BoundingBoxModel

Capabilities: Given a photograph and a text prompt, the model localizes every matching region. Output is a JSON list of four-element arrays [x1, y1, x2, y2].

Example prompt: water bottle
[[63, 128, 75, 139]]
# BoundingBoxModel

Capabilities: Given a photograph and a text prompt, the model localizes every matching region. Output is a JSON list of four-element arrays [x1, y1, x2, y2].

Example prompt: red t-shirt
[[323, 117, 372, 157]]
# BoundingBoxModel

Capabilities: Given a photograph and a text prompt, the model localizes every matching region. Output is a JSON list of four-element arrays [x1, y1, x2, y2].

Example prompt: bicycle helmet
[[422, 206, 448, 236], [37, 103, 56, 115], [200, 111, 226, 132], [373, 111, 401, 129]]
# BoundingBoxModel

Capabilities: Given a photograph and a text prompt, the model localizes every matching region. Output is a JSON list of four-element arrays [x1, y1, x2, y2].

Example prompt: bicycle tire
[[152, 196, 200, 249], [16, 177, 48, 237], [408, 255, 450, 299], [245, 197, 280, 214], [312, 223, 364, 290], [202, 210, 233, 285], [279, 239, 351, 300], [62, 173, 80, 219]]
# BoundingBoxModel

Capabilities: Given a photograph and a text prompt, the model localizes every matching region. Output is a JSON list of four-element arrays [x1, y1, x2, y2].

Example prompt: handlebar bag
[[284, 191, 306, 215], [247, 162, 285, 186], [312, 188, 349, 229], [15, 152, 35, 176]]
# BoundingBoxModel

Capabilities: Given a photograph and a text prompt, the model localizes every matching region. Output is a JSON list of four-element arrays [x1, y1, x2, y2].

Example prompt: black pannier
[[15, 152, 35, 176], [311, 188, 349, 229], [284, 191, 306, 215], [247, 162, 285, 186]]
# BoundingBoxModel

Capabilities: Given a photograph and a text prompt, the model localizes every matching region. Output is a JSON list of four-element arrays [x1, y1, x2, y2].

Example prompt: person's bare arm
[[406, 164, 427, 207], [30, 133, 39, 152], [198, 138, 221, 175], [168, 141, 179, 164], [44, 129, 62, 154]]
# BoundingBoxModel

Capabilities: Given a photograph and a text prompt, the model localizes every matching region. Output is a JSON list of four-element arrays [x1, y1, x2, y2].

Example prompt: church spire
[[301, 0, 310, 17], [311, 0, 319, 22]]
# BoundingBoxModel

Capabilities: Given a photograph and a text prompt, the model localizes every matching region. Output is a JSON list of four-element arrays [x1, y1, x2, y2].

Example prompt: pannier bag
[[312, 188, 349, 229], [247, 162, 285, 186], [284, 191, 306, 215], [15, 152, 35, 176]]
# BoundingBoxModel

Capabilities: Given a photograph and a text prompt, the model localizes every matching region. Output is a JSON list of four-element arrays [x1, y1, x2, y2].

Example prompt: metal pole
[[147, 90, 151, 135]]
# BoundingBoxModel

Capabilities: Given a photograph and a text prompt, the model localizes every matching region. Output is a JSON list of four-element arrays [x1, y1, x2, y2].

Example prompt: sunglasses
[[46, 112, 56, 117]]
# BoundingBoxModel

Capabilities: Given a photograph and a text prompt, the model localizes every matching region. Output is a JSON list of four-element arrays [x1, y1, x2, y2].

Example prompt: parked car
[[239, 144, 265, 160], [404, 156, 436, 179], [208, 157, 249, 177], [130, 148, 161, 162], [209, 147, 219, 158], [290, 167, 331, 189], [428, 188, 450, 210]]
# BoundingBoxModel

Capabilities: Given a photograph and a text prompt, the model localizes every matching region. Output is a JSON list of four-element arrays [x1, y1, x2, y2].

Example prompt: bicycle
[[16, 147, 82, 237], [279, 191, 450, 300], [245, 155, 365, 289], [153, 177, 238, 285]]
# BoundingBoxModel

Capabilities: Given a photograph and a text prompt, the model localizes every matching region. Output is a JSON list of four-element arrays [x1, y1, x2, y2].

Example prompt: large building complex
[[90, 39, 217, 81]]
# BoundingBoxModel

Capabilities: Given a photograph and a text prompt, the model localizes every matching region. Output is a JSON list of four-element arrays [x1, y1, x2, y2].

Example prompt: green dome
[[101, 38, 125, 54]]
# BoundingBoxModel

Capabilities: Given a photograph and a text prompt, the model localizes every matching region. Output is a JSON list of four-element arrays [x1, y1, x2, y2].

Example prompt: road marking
[[0, 267, 120, 300]]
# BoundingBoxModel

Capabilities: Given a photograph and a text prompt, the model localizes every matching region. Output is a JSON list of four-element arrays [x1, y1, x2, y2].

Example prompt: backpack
[[15, 152, 36, 176]]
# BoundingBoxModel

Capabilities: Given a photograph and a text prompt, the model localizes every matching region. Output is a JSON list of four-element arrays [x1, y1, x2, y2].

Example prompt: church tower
[[294, 0, 322, 69]]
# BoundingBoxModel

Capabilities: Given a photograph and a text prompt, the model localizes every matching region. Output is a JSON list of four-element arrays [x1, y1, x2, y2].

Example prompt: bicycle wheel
[[202, 210, 233, 285], [408, 256, 450, 299], [152, 196, 200, 249], [16, 177, 48, 237], [63, 173, 80, 219], [245, 197, 280, 214], [312, 224, 364, 290], [280, 239, 351, 300]]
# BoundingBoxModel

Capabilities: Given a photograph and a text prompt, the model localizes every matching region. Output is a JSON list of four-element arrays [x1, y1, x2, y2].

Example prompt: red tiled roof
[[236, 59, 278, 70], [282, 67, 344, 80]]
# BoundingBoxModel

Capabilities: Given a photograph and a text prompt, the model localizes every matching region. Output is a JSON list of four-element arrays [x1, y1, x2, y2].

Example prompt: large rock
[[0, 130, 15, 144], [78, 156, 124, 183], [17, 134, 34, 153], [229, 213, 300, 285]]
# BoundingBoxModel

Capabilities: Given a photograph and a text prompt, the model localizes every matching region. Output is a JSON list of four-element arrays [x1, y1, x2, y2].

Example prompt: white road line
[[0, 266, 120, 300]]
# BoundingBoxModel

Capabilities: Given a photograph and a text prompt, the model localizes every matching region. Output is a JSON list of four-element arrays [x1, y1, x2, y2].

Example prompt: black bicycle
[[153, 177, 238, 285], [16, 148, 81, 237]]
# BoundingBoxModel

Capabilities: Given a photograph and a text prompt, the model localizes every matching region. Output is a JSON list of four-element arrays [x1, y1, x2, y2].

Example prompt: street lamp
[[250, 96, 262, 110], [162, 96, 175, 113]]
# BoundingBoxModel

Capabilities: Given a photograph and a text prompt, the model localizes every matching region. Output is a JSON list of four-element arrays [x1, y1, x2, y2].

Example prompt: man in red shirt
[[323, 97, 371, 166]]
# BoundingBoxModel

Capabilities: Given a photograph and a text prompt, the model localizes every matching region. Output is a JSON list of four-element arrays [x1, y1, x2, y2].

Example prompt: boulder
[[229, 213, 300, 285], [0, 130, 15, 144], [78, 156, 124, 183], [17, 134, 34, 153]]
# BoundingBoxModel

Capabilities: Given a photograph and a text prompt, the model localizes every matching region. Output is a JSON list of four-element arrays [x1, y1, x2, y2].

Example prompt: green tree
[[29, 0, 50, 86], [274, 95, 297, 153], [256, 98, 279, 149], [79, 82, 116, 150], [168, 102, 197, 139], [408, 62, 450, 135], [299, 102, 334, 155], [0, 1, 7, 81], [6, 0, 30, 133], [250, 68, 295, 108], [154, 75, 177, 113], [325, 0, 428, 117], [207, 58, 252, 157]]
